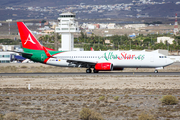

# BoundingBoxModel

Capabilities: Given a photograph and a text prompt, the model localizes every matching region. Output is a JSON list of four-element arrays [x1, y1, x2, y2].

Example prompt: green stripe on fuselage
[[23, 48, 63, 63]]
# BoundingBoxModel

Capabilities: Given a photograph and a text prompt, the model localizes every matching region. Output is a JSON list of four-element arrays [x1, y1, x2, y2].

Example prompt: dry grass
[[79, 108, 104, 120], [0, 88, 180, 119], [0, 64, 180, 120], [138, 112, 155, 120], [3, 112, 19, 120]]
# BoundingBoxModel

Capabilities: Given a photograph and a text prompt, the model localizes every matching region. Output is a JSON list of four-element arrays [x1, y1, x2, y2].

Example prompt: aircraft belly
[[113, 60, 143, 67], [46, 59, 69, 67]]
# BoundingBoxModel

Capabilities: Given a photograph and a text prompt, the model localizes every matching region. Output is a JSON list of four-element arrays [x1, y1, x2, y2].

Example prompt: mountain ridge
[[0, 0, 132, 7], [0, 0, 180, 21]]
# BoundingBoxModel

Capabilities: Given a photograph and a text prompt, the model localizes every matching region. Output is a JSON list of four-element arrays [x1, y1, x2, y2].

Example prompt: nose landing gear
[[154, 70, 158, 73]]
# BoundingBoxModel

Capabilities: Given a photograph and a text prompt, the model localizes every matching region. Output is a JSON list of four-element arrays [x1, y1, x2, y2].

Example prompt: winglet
[[43, 46, 52, 58]]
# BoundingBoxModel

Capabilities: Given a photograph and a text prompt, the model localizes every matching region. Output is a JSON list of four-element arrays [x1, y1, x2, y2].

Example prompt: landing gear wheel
[[154, 70, 158, 73], [86, 69, 92, 73], [93, 69, 99, 73]]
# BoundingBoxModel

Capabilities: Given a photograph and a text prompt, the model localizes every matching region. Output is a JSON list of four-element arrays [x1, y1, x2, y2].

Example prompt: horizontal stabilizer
[[7, 50, 33, 56]]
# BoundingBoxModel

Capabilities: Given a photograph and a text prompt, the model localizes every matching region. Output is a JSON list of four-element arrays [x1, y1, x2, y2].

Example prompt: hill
[[0, 0, 132, 7], [0, 0, 180, 21]]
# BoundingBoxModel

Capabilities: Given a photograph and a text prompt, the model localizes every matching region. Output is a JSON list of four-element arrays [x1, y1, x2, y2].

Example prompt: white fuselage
[[45, 51, 174, 69]]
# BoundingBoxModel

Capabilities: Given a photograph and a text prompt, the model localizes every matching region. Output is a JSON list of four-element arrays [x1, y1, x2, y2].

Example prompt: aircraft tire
[[86, 69, 92, 73], [154, 70, 158, 73], [93, 69, 99, 73]]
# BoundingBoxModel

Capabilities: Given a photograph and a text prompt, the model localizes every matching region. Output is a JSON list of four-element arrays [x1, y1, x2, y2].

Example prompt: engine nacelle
[[95, 63, 113, 71]]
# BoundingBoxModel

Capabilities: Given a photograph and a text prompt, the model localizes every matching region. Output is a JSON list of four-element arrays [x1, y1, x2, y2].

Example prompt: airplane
[[16, 22, 174, 73]]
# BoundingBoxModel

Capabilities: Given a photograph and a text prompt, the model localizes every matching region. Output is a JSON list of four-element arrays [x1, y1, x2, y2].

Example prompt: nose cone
[[167, 58, 174, 65]]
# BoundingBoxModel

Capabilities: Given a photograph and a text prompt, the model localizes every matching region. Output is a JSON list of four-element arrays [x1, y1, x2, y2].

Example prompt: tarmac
[[0, 72, 180, 76]]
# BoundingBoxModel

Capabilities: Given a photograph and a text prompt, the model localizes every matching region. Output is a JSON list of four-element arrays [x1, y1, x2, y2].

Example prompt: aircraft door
[[150, 56, 154, 62]]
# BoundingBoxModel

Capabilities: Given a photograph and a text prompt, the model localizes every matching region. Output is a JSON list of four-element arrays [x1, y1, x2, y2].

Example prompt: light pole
[[98, 36, 100, 48], [6, 19, 12, 35]]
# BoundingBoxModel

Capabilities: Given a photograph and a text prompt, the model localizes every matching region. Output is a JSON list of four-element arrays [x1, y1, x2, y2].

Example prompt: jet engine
[[95, 63, 113, 71]]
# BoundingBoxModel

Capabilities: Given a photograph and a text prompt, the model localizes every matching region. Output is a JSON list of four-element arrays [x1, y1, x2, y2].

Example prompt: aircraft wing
[[65, 59, 97, 68]]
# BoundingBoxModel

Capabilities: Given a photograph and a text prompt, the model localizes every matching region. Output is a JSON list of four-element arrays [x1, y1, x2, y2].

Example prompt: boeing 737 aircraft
[[16, 22, 173, 73]]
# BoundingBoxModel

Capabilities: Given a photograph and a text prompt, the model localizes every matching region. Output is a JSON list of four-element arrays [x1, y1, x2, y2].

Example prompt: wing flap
[[66, 59, 97, 67]]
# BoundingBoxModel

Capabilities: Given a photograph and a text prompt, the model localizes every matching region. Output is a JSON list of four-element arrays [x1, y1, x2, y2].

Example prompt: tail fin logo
[[24, 34, 36, 45]]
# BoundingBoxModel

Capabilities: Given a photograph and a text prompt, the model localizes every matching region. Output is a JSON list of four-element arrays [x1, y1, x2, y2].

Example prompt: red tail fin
[[17, 22, 43, 50]]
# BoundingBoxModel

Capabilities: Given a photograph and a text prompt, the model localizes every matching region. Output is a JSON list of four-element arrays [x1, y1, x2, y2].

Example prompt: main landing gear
[[86, 69, 99, 73], [93, 69, 99, 73], [86, 69, 92, 73]]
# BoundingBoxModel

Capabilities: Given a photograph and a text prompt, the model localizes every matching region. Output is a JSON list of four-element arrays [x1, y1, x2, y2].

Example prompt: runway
[[0, 72, 180, 76]]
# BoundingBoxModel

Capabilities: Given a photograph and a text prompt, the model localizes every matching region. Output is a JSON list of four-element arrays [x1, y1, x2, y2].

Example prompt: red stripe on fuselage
[[43, 58, 50, 64], [43, 52, 65, 64]]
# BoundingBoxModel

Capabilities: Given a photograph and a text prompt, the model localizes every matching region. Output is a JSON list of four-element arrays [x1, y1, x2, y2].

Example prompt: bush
[[21, 66, 27, 68], [0, 114, 4, 120], [160, 95, 179, 105], [79, 108, 104, 120], [113, 96, 119, 101], [79, 108, 92, 120], [96, 100, 100, 105], [138, 112, 155, 120], [90, 111, 104, 120], [4, 112, 18, 120], [99, 96, 105, 101]]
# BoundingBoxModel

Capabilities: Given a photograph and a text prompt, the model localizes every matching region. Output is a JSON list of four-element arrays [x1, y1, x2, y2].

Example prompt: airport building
[[157, 37, 174, 44], [0, 52, 16, 63]]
